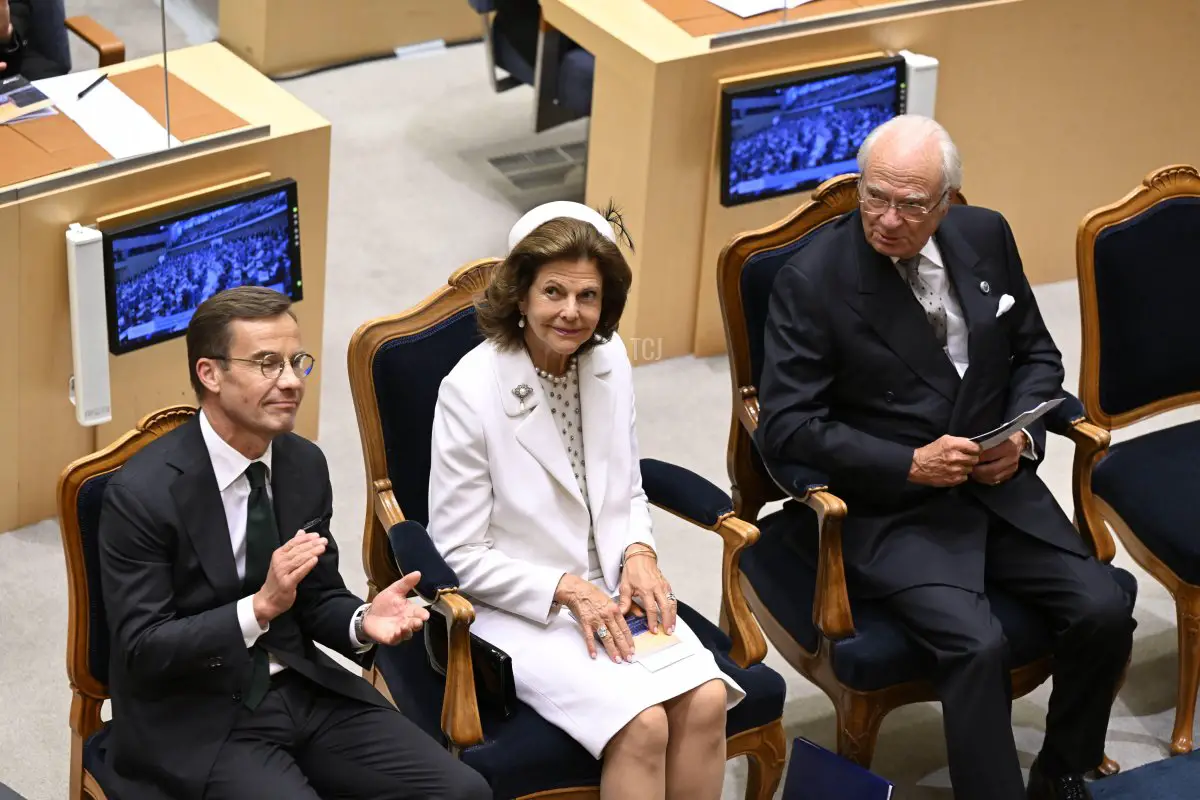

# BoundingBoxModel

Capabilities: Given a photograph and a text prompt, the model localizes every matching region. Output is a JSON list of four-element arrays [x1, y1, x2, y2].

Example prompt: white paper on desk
[[32, 70, 180, 159], [705, 0, 819, 18], [970, 398, 1064, 450]]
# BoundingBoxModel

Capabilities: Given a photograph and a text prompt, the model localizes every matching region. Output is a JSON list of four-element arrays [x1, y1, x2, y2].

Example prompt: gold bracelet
[[622, 549, 657, 567]]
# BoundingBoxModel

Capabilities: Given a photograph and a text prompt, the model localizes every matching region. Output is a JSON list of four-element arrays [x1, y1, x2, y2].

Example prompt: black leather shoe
[[1027, 758, 1093, 800]]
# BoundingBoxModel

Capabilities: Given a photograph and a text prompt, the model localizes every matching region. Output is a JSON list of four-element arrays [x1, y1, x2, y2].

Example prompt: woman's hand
[[555, 574, 634, 663], [618, 545, 677, 635]]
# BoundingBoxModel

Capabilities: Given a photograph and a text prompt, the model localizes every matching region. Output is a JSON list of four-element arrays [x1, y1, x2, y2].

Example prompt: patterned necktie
[[241, 461, 277, 710], [900, 255, 948, 347]]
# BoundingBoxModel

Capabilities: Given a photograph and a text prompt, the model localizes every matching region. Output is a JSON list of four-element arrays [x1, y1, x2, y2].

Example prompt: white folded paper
[[706, 0, 819, 19], [970, 398, 1064, 450]]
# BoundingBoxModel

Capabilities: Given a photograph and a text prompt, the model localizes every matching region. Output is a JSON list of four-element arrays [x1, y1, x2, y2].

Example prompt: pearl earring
[[518, 315, 526, 329]]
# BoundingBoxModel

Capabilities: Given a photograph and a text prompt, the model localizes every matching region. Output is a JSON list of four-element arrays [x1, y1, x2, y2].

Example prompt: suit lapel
[[493, 345, 586, 506], [270, 435, 305, 543], [166, 418, 241, 600], [578, 345, 614, 522], [853, 220, 960, 402]]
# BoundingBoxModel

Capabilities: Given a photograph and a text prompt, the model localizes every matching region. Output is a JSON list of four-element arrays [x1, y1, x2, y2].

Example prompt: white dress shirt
[[893, 241, 1037, 460], [199, 412, 370, 677]]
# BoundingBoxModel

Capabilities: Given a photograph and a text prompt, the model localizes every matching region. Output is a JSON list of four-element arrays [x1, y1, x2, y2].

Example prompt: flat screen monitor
[[720, 55, 907, 207], [103, 178, 303, 355]]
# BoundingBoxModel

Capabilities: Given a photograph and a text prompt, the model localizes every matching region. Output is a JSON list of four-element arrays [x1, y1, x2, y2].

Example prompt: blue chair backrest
[[76, 470, 117, 687], [741, 226, 838, 391], [466, 0, 497, 12], [371, 308, 485, 526], [1091, 196, 1200, 418], [30, 0, 71, 70]]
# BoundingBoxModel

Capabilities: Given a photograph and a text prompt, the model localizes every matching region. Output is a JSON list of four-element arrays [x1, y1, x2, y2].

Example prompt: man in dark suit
[[99, 287, 490, 800], [1, 0, 70, 80], [756, 115, 1134, 800]]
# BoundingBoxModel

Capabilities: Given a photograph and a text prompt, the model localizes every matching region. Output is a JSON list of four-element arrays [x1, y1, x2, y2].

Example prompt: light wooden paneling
[[0, 203, 20, 531], [220, 0, 481, 77]]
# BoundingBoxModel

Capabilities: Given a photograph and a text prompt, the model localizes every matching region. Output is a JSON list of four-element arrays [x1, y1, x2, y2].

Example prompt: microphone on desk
[[77, 73, 110, 101]]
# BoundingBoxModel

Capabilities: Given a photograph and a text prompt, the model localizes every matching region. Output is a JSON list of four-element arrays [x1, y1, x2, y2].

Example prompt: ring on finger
[[596, 625, 610, 640], [666, 592, 677, 603]]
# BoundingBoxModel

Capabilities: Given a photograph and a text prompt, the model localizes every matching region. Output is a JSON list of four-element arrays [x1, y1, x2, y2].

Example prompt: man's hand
[[970, 432, 1025, 487], [909, 435, 981, 487], [362, 572, 430, 646], [252, 530, 327, 626]]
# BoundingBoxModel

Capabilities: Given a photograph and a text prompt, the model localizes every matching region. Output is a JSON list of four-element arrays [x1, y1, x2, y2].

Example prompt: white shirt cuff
[[1020, 428, 1039, 462], [237, 596, 268, 648], [350, 603, 374, 653]]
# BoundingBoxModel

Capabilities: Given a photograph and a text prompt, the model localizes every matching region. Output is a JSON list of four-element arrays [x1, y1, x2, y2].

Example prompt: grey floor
[[3, 2, 1197, 798]]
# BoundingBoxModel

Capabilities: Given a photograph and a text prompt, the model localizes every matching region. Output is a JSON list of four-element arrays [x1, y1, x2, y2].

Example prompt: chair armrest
[[1046, 394, 1117, 562], [64, 16, 125, 67], [639, 458, 767, 667], [385, 520, 483, 749], [761, 459, 855, 640]]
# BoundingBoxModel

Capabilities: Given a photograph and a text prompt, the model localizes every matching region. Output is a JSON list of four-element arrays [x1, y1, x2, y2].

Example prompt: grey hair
[[856, 115, 963, 200]]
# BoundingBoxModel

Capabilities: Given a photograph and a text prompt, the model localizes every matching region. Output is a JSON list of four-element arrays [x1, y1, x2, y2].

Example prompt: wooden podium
[[219, 0, 482, 77], [0, 43, 332, 530]]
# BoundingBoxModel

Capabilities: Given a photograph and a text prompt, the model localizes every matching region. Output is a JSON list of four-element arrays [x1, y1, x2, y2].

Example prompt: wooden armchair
[[714, 173, 1135, 774], [347, 260, 788, 799], [56, 405, 196, 800], [1072, 164, 1200, 755]]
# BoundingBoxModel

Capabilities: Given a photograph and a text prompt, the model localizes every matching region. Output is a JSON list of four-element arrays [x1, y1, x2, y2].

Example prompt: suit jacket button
[[884, 391, 895, 403], [208, 657, 223, 669], [232, 692, 242, 703]]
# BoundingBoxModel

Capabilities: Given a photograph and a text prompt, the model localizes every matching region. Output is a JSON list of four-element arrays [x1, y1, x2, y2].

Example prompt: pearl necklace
[[534, 356, 577, 386]]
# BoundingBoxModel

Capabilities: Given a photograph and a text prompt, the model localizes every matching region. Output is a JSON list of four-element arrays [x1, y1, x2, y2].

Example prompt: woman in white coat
[[428, 201, 745, 800]]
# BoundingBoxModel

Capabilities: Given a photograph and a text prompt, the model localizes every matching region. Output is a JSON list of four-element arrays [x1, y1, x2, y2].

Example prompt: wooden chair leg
[[740, 721, 788, 800], [836, 693, 887, 769], [1171, 592, 1200, 755]]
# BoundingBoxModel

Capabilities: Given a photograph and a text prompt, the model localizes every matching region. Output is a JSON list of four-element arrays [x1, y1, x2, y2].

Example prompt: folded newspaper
[[970, 398, 1064, 449]]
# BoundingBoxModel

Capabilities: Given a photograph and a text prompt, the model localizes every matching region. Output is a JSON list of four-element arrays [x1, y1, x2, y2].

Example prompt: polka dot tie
[[901, 255, 948, 347]]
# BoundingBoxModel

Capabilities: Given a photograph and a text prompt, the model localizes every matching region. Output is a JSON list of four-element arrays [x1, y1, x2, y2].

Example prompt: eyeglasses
[[859, 189, 947, 222], [214, 352, 316, 381]]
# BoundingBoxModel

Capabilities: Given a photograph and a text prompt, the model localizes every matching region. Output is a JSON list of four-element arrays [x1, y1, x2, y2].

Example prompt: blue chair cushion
[[375, 602, 785, 799], [1092, 197, 1200, 417], [640, 459, 733, 528], [557, 48, 594, 116], [78, 471, 116, 687], [741, 507, 1138, 692], [83, 723, 119, 799], [372, 308, 483, 528], [1092, 419, 1200, 586]]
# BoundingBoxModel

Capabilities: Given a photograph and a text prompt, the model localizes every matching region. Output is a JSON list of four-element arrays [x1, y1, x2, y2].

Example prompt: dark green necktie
[[242, 461, 278, 710]]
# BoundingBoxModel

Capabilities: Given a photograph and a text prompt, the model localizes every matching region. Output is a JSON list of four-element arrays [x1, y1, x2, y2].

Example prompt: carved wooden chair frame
[[347, 260, 787, 799], [1075, 163, 1200, 755], [716, 173, 1120, 772], [56, 405, 198, 800]]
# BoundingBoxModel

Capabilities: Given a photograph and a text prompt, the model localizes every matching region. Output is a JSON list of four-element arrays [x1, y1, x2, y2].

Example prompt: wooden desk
[[544, 0, 1200, 359], [219, 0, 481, 77], [0, 42, 331, 529]]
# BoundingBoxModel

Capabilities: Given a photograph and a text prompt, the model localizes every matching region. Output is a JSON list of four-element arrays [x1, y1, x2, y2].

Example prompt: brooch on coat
[[512, 384, 533, 412]]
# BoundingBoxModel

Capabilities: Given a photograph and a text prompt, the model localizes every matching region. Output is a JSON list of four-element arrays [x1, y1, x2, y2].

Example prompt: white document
[[706, 0, 819, 19], [970, 398, 1064, 450], [32, 70, 180, 159]]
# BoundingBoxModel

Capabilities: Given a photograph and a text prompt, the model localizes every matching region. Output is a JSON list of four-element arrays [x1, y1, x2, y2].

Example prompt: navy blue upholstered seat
[[741, 507, 1138, 691], [75, 470, 119, 798], [1092, 420, 1200, 587], [375, 602, 786, 799], [1071, 170, 1200, 755]]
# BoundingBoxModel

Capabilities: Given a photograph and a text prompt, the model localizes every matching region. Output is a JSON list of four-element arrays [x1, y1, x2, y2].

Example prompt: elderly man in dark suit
[[756, 115, 1134, 800], [0, 0, 70, 80], [99, 286, 489, 800]]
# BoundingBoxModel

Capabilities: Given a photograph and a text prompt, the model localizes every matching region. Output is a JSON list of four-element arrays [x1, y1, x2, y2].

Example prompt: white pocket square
[[996, 294, 1015, 318]]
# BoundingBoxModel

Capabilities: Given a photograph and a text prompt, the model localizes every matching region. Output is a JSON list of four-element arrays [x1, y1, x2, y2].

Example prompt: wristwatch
[[352, 605, 375, 646]]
